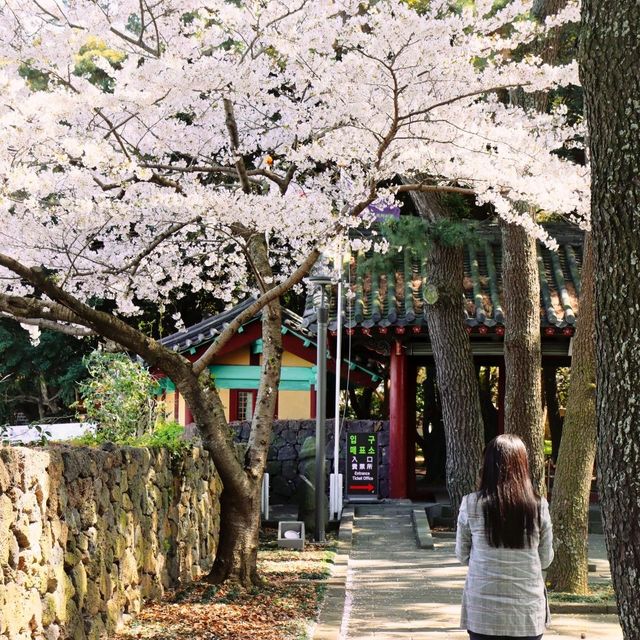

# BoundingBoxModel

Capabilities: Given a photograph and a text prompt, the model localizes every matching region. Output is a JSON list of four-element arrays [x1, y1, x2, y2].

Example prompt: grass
[[548, 583, 615, 603]]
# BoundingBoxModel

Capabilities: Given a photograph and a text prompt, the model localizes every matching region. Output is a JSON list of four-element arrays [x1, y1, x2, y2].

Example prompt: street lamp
[[307, 273, 332, 543]]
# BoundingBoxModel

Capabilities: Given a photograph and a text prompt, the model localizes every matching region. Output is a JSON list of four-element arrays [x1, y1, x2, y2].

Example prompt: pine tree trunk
[[408, 189, 484, 518], [542, 366, 563, 462], [546, 233, 595, 594], [501, 221, 545, 495], [425, 240, 484, 517], [581, 1, 640, 633]]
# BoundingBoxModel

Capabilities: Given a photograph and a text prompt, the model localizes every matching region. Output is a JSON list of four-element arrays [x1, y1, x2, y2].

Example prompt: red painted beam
[[389, 340, 409, 498]]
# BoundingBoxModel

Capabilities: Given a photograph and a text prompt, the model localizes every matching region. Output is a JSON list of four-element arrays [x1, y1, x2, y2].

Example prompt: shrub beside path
[[334, 503, 622, 640]]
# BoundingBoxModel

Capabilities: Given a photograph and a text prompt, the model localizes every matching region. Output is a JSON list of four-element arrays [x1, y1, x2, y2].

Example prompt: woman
[[455, 434, 553, 640]]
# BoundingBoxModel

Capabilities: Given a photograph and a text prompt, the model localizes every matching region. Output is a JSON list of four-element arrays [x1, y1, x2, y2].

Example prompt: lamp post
[[308, 274, 332, 543]]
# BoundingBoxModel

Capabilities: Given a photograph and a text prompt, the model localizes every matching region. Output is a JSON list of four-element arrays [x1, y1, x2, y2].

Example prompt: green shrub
[[69, 421, 189, 455], [75, 351, 158, 442], [131, 421, 189, 454]]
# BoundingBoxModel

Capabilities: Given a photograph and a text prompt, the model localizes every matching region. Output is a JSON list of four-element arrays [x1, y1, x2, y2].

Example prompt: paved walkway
[[338, 503, 622, 640]]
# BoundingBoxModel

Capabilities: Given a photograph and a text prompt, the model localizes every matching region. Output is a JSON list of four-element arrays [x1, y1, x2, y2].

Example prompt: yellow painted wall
[[219, 388, 231, 421], [216, 346, 250, 366], [278, 390, 311, 419], [282, 350, 313, 367], [163, 392, 176, 420], [160, 343, 313, 424]]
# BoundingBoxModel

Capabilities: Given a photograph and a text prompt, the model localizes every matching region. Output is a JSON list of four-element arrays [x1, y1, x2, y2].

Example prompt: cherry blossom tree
[[0, 0, 585, 585]]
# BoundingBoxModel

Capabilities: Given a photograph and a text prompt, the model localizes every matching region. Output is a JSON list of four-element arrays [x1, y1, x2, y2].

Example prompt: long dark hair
[[479, 434, 540, 549]]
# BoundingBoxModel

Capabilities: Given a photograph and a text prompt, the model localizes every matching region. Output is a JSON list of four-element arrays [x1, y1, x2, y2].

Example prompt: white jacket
[[455, 492, 554, 636]]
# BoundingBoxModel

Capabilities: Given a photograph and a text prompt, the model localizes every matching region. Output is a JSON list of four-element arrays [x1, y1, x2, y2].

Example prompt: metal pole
[[315, 286, 328, 542], [331, 250, 344, 520]]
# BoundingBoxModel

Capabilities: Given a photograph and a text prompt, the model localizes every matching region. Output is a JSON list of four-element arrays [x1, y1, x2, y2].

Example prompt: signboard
[[346, 432, 378, 499]]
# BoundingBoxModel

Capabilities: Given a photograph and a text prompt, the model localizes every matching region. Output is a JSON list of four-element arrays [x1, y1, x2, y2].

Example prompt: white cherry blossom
[[0, 0, 586, 315]]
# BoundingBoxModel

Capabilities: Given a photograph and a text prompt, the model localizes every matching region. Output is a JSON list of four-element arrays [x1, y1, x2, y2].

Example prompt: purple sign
[[367, 201, 401, 221]]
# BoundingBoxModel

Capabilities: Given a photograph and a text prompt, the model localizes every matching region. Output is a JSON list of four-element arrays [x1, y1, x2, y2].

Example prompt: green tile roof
[[303, 222, 584, 334]]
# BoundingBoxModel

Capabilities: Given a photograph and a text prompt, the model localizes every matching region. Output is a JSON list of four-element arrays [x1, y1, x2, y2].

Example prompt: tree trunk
[[206, 481, 263, 586], [542, 366, 563, 462], [501, 221, 545, 495], [425, 240, 484, 516], [349, 386, 374, 419], [581, 1, 640, 633], [175, 368, 257, 585], [205, 233, 284, 585], [408, 190, 484, 517], [546, 233, 596, 594]]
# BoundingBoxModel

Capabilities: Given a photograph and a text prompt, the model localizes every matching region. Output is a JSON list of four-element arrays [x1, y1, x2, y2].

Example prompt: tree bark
[[581, 1, 640, 633], [207, 233, 283, 585], [501, 220, 545, 495], [546, 233, 596, 594], [500, 0, 566, 494], [409, 190, 484, 518], [207, 481, 263, 586], [531, 0, 599, 596], [542, 366, 563, 462]]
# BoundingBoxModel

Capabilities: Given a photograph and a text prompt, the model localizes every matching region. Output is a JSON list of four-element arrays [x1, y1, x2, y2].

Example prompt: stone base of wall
[[0, 445, 221, 640]]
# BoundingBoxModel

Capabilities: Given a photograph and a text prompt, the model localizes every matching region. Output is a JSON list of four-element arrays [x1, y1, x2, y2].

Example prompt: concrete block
[[412, 508, 435, 549], [277, 521, 305, 550]]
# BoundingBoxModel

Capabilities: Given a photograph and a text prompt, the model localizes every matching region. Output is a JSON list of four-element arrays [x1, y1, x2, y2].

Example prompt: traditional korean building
[[156, 298, 381, 424], [302, 221, 584, 499], [158, 221, 584, 501]]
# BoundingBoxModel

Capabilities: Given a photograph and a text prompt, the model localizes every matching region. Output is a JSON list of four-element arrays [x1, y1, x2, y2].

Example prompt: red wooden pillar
[[185, 404, 194, 426], [389, 340, 409, 498], [406, 361, 418, 498], [310, 385, 317, 420], [497, 363, 505, 435]]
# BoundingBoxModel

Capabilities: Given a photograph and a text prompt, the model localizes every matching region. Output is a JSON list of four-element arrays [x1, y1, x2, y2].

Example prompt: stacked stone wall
[[234, 419, 390, 501], [0, 445, 221, 640]]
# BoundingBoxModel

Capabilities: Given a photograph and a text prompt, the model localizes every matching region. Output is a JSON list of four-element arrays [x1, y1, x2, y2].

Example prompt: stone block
[[281, 460, 297, 481], [277, 521, 305, 550], [12, 518, 31, 550], [61, 450, 83, 484], [85, 581, 103, 616], [42, 592, 59, 627], [0, 456, 11, 492], [72, 562, 87, 607], [0, 493, 15, 564]]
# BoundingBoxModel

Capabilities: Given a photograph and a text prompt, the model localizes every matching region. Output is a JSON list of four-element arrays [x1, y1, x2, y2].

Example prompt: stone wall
[[234, 419, 390, 501], [0, 445, 221, 640]]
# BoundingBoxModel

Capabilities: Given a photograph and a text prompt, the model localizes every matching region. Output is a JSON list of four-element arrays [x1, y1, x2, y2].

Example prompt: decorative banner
[[346, 431, 378, 498]]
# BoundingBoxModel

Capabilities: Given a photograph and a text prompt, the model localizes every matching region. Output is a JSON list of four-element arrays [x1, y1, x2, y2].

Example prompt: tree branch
[[398, 82, 532, 122], [395, 183, 477, 196], [0, 312, 95, 337], [193, 248, 320, 375], [0, 292, 94, 329], [223, 98, 253, 194], [0, 254, 191, 376]]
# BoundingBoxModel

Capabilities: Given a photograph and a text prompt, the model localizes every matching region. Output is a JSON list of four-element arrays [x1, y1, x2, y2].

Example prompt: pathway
[[338, 503, 622, 640]]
